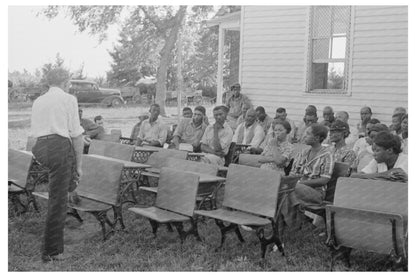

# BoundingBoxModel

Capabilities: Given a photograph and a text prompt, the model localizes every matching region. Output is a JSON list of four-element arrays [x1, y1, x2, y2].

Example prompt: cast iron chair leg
[[149, 219, 159, 238], [166, 223, 174, 232], [190, 219, 202, 242], [172, 222, 186, 244], [113, 206, 125, 229], [235, 226, 245, 243], [91, 211, 113, 241], [67, 208, 84, 223]]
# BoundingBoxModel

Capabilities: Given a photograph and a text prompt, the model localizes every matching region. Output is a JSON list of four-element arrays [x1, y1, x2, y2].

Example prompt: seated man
[[275, 107, 297, 143], [255, 106, 274, 134], [357, 106, 373, 138], [232, 108, 265, 148], [136, 103, 167, 147], [130, 113, 150, 140], [235, 102, 251, 127], [171, 106, 207, 152], [389, 107, 406, 136], [79, 107, 105, 140], [295, 110, 318, 143], [351, 131, 407, 182], [335, 111, 359, 146], [182, 107, 193, 118], [94, 115, 104, 127], [201, 105, 233, 166], [320, 106, 335, 127]]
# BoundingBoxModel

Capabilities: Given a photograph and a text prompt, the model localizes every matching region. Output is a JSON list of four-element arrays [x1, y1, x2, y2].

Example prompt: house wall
[[240, 5, 408, 127]]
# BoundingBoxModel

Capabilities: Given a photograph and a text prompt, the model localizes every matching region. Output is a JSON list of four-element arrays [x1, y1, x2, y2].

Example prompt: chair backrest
[[156, 167, 200, 217], [165, 157, 218, 175], [324, 162, 351, 202], [8, 149, 33, 188], [76, 155, 124, 205], [89, 140, 135, 161], [97, 133, 121, 143], [331, 177, 408, 255], [238, 154, 262, 167], [26, 136, 37, 151], [110, 129, 122, 137], [223, 164, 281, 218], [145, 148, 188, 169]]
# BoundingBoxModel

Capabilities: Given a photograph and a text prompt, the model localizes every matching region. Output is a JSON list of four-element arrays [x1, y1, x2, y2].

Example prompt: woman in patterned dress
[[328, 120, 357, 167], [258, 119, 294, 175]]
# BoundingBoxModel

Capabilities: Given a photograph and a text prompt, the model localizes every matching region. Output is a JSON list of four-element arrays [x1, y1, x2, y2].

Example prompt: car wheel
[[111, 98, 122, 107]]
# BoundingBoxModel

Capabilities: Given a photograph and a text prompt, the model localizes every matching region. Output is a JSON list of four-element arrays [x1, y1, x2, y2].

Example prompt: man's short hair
[[306, 105, 317, 114], [273, 119, 292, 134], [369, 123, 389, 133], [183, 107, 192, 113], [373, 131, 402, 154], [361, 106, 372, 114], [46, 67, 70, 86], [150, 103, 160, 110], [255, 106, 266, 114], [276, 107, 286, 114], [310, 123, 328, 143], [94, 115, 103, 122], [213, 105, 229, 114], [368, 118, 380, 125], [194, 105, 206, 115], [230, 83, 241, 91]]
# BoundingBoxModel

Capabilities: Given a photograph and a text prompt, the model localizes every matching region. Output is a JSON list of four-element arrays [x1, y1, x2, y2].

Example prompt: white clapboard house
[[209, 6, 408, 126]]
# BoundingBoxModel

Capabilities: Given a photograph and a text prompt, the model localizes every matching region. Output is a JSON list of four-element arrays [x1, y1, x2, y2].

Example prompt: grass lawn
[[8, 104, 402, 271]]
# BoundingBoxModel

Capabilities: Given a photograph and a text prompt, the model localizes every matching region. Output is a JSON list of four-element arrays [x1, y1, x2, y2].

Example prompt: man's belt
[[37, 134, 61, 140]]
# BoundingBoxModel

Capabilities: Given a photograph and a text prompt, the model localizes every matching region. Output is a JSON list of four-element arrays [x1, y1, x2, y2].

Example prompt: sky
[[8, 6, 120, 78]]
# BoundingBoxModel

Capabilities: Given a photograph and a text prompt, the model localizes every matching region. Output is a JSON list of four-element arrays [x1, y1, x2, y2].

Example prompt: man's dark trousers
[[32, 135, 74, 259]]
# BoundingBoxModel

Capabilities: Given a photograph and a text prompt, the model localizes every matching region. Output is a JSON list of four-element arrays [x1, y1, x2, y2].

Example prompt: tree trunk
[[155, 6, 187, 116]]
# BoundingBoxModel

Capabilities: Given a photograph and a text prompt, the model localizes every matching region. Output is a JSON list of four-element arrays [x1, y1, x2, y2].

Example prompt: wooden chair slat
[[155, 167, 199, 217], [145, 148, 188, 169], [129, 206, 190, 223], [165, 157, 218, 175], [195, 209, 271, 226], [222, 164, 281, 218], [76, 155, 124, 206], [8, 149, 33, 188], [89, 140, 135, 161]]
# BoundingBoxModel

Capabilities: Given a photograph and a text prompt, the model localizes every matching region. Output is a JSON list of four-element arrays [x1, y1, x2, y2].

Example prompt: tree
[[41, 5, 188, 115]]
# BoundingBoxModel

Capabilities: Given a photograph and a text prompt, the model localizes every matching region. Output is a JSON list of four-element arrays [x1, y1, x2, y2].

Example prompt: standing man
[[357, 106, 373, 138], [201, 105, 234, 166], [226, 83, 251, 130], [172, 106, 208, 152], [30, 67, 84, 262], [136, 103, 168, 147]]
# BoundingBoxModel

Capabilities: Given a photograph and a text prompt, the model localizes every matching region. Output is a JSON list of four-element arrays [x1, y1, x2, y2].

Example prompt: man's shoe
[[42, 253, 71, 263]]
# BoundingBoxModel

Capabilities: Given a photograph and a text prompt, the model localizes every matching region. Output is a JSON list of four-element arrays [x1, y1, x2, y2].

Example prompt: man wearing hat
[[225, 83, 251, 130], [328, 120, 356, 166]]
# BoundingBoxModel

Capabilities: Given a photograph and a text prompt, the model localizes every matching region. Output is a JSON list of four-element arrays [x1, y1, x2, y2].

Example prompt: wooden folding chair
[[325, 177, 407, 270], [33, 155, 125, 240], [304, 162, 351, 219], [8, 149, 39, 213], [129, 168, 201, 244], [89, 139, 135, 161], [195, 164, 285, 258]]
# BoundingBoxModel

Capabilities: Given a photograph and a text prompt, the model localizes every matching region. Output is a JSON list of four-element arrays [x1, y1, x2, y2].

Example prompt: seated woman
[[351, 131, 407, 182], [400, 114, 408, 154], [258, 119, 294, 175], [328, 120, 356, 166], [281, 123, 334, 228]]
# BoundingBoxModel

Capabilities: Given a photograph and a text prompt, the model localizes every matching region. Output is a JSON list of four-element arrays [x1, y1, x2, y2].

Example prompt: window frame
[[304, 6, 354, 95]]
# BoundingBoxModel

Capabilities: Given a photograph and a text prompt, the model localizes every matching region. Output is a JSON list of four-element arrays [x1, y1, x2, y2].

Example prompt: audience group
[[81, 82, 408, 230]]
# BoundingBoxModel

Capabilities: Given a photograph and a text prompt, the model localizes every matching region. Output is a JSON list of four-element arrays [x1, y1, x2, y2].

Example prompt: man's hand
[[68, 190, 81, 205], [76, 165, 82, 177], [135, 138, 143, 146]]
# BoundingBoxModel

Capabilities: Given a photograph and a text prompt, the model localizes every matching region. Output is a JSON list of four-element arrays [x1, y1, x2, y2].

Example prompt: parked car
[[69, 80, 124, 107]]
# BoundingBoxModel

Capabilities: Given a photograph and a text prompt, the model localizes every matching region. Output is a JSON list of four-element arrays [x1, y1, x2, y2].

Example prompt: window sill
[[303, 90, 352, 96]]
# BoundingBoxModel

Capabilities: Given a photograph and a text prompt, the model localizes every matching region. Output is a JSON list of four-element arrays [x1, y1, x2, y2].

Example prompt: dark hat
[[369, 123, 389, 133], [329, 120, 349, 132], [230, 83, 241, 90]]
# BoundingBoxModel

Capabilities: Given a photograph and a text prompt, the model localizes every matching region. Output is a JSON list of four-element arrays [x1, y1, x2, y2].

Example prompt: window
[[307, 6, 352, 93]]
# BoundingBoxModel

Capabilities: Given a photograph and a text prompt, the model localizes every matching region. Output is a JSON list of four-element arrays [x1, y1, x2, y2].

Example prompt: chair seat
[[139, 186, 158, 193], [9, 183, 24, 193], [32, 192, 112, 212], [195, 208, 271, 226], [128, 206, 190, 223]]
